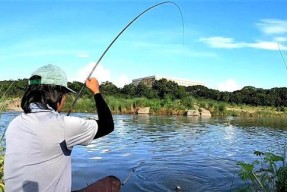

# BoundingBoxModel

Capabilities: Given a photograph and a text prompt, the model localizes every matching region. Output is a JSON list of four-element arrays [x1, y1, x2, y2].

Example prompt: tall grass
[[63, 94, 287, 117], [104, 96, 190, 115]]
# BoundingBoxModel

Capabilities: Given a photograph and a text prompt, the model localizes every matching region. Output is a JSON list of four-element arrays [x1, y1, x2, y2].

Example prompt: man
[[4, 64, 114, 192]]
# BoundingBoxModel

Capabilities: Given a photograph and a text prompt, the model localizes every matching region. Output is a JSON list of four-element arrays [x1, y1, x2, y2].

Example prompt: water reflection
[[231, 117, 287, 130]]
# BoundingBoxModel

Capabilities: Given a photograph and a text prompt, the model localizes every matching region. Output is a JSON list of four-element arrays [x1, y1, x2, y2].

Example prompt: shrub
[[237, 150, 287, 191], [218, 103, 226, 113]]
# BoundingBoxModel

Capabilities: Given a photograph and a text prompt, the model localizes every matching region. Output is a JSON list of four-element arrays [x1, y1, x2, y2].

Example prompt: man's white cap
[[29, 64, 76, 93]]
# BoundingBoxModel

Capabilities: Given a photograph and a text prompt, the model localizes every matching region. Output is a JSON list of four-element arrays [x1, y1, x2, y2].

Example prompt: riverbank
[[1, 96, 287, 118], [0, 98, 22, 112]]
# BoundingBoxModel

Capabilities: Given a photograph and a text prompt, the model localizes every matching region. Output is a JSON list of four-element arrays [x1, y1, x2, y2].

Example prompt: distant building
[[132, 75, 205, 87]]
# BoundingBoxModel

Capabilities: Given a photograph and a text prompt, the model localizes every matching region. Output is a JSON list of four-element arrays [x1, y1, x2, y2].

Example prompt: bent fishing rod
[[67, 1, 184, 116]]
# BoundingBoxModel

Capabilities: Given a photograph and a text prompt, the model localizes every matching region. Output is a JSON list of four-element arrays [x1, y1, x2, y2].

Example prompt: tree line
[[1, 78, 287, 107]]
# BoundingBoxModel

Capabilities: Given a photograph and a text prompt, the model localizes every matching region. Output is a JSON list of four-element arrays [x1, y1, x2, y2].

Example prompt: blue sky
[[0, 0, 286, 92]]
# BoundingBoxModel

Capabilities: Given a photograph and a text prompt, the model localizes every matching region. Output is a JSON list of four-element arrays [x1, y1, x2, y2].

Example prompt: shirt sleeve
[[63, 116, 98, 149], [94, 93, 114, 139]]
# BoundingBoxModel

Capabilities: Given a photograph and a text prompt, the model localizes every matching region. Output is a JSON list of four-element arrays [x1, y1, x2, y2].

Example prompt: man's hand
[[86, 78, 100, 95]]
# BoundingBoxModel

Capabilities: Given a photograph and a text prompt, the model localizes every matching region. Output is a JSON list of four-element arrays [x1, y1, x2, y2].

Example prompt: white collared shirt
[[4, 104, 98, 192]]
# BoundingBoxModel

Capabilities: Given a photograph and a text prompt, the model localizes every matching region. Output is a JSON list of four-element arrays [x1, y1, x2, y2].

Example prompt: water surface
[[1, 112, 287, 191]]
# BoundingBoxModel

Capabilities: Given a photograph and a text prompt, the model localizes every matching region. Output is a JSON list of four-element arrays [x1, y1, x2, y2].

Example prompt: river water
[[1, 112, 287, 192]]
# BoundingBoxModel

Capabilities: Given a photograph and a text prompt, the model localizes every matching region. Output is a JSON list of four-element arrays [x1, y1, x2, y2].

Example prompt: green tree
[[100, 81, 119, 95], [135, 82, 149, 97], [152, 78, 184, 100], [220, 92, 231, 102], [121, 84, 137, 97]]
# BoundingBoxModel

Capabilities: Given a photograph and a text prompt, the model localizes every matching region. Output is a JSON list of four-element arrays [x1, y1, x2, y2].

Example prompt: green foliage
[[0, 80, 26, 98], [121, 84, 137, 96], [63, 95, 95, 113], [100, 95, 188, 114], [152, 78, 185, 100], [2, 78, 287, 109], [135, 82, 158, 99], [68, 81, 91, 97], [237, 161, 256, 181], [139, 98, 161, 113], [186, 83, 287, 107], [276, 106, 285, 112], [218, 103, 226, 113], [199, 101, 207, 109], [2, 78, 287, 117], [237, 150, 287, 191], [105, 96, 137, 113], [180, 96, 193, 109], [100, 81, 120, 96], [208, 101, 215, 109]]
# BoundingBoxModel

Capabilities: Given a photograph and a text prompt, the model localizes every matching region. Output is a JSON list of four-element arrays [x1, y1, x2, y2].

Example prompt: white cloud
[[200, 19, 287, 51], [257, 19, 287, 35], [217, 79, 242, 92], [113, 75, 131, 88], [274, 37, 287, 42], [72, 62, 131, 88], [75, 62, 111, 83], [200, 36, 287, 50], [248, 41, 282, 50], [199, 37, 244, 48], [77, 53, 90, 58]]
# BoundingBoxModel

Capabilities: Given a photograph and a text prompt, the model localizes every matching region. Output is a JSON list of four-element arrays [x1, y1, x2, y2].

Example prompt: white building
[[132, 75, 205, 87]]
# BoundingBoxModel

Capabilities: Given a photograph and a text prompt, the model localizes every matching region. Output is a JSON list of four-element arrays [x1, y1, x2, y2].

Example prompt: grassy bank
[[62, 95, 287, 117], [2, 95, 287, 117]]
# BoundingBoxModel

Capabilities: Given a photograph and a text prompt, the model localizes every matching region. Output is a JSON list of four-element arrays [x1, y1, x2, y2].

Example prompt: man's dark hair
[[21, 83, 67, 113]]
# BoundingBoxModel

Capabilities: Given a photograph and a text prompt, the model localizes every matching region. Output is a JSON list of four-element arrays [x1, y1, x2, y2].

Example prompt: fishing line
[[278, 42, 287, 71], [110, 168, 136, 192], [116, 160, 145, 191], [121, 167, 137, 187], [67, 1, 184, 116]]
